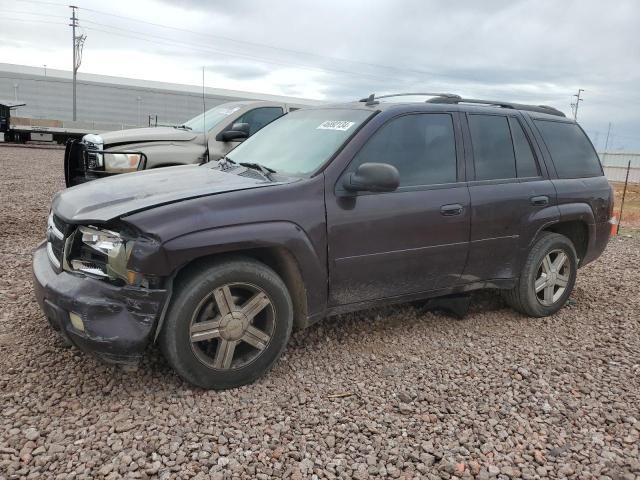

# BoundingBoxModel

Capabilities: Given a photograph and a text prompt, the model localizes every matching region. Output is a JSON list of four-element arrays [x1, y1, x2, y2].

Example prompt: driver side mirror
[[342, 162, 400, 193], [218, 122, 250, 142]]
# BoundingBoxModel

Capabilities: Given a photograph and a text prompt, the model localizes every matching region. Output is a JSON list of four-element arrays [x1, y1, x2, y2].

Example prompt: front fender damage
[[33, 245, 168, 365]]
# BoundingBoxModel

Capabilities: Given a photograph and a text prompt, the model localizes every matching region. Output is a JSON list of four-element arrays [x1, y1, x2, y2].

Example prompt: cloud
[[206, 62, 270, 81], [0, 0, 638, 149]]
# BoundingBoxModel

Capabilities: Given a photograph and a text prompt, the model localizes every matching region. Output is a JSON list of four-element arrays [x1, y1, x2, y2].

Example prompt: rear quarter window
[[535, 120, 603, 178]]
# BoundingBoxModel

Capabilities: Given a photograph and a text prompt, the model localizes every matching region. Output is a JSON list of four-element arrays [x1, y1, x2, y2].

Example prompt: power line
[[7, 0, 67, 6], [16, 0, 423, 78], [80, 22, 396, 84], [0, 9, 68, 19], [77, 5, 444, 80], [14, 0, 457, 84], [12, 0, 573, 99], [0, 16, 66, 26], [7, 1, 441, 85]]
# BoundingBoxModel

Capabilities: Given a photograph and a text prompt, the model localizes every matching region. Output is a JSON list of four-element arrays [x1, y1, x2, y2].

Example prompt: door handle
[[530, 195, 549, 207], [440, 204, 464, 216]]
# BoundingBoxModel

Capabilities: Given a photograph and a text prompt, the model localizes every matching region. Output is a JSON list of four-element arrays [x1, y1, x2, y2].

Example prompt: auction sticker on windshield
[[317, 121, 355, 131]]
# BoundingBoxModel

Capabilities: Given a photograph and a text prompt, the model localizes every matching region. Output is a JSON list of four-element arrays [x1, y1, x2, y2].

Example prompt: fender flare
[[529, 202, 596, 265], [132, 221, 327, 321], [557, 202, 596, 225]]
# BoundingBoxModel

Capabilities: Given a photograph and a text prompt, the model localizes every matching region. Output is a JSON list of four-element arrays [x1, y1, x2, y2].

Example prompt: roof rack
[[425, 96, 566, 117], [359, 92, 461, 106]]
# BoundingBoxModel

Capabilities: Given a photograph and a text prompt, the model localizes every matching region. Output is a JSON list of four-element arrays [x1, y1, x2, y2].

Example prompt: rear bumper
[[581, 220, 611, 266], [32, 242, 168, 365]]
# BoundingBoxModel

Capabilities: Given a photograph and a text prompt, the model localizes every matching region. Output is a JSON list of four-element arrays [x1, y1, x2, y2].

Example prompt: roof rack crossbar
[[426, 96, 566, 117], [359, 92, 461, 106]]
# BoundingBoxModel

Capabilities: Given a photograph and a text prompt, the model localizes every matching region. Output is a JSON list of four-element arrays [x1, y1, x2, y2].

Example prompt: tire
[[503, 232, 577, 317], [159, 257, 293, 389]]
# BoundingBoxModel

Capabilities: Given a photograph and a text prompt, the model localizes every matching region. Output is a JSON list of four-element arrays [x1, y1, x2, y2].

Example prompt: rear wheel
[[504, 232, 577, 317], [160, 257, 293, 389]]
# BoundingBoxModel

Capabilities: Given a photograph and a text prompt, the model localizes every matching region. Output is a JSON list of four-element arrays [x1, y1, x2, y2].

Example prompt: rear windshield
[[535, 121, 603, 178]]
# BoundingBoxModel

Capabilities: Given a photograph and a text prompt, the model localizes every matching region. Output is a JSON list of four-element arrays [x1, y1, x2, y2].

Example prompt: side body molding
[[130, 221, 328, 320]]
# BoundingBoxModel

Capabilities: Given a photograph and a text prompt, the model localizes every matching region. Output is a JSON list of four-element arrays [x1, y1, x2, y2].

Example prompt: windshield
[[182, 102, 244, 133], [226, 108, 373, 175]]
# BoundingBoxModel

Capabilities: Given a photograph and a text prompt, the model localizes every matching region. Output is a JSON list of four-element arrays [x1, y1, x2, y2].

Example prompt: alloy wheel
[[189, 282, 276, 370], [535, 249, 571, 306]]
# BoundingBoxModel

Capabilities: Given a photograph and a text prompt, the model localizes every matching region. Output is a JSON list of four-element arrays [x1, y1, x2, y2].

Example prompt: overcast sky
[[1, 0, 638, 150]]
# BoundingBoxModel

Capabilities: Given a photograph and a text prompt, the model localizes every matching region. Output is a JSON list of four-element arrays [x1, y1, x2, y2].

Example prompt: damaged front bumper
[[32, 242, 168, 366]]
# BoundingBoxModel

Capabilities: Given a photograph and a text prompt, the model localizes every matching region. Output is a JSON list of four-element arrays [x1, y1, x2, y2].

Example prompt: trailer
[[0, 101, 121, 144], [0, 101, 26, 143], [6, 121, 90, 144]]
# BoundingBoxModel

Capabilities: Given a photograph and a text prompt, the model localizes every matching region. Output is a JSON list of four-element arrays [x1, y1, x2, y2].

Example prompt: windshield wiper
[[174, 124, 192, 131], [239, 162, 277, 176]]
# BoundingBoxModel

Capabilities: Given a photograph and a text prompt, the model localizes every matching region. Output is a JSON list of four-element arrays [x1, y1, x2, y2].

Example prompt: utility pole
[[600, 122, 612, 166], [69, 6, 86, 121], [571, 88, 584, 121], [603, 122, 612, 154]]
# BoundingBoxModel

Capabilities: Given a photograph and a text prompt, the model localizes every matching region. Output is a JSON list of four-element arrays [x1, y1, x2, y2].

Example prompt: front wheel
[[504, 232, 577, 317], [160, 257, 293, 389]]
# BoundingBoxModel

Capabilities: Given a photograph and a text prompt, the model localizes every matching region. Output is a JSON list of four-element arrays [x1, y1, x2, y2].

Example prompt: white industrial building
[[0, 63, 320, 130]]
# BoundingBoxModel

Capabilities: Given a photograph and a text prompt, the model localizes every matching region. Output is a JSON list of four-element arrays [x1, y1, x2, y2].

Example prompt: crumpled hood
[[53, 165, 280, 223], [100, 126, 198, 146]]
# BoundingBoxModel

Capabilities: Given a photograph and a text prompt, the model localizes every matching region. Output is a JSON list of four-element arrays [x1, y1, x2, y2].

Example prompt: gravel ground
[[1, 145, 639, 480]]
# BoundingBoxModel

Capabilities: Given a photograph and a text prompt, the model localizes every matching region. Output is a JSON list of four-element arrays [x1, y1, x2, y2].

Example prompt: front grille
[[47, 213, 70, 270]]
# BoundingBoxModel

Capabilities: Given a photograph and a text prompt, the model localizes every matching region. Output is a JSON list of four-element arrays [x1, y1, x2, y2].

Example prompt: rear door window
[[535, 121, 602, 178], [508, 117, 540, 178], [468, 114, 516, 180]]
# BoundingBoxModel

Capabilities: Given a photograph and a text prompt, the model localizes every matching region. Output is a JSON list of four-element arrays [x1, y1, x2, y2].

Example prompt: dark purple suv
[[33, 93, 613, 389]]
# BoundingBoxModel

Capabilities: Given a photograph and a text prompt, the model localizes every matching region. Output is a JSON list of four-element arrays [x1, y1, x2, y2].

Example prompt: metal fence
[[600, 152, 640, 184], [603, 165, 640, 183]]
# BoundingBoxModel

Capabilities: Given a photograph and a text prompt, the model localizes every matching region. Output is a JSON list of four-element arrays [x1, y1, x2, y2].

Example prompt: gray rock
[[24, 428, 40, 441]]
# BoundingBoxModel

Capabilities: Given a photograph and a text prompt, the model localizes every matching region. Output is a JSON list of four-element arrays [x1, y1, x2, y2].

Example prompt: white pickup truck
[[64, 100, 303, 186]]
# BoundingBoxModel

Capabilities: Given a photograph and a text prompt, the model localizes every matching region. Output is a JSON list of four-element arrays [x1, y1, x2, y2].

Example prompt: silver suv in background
[[64, 100, 303, 186]]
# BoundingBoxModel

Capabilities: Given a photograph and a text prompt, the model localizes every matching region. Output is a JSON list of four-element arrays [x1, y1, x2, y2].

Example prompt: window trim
[[220, 106, 285, 137], [466, 112, 520, 183], [507, 116, 543, 180], [533, 118, 604, 179], [335, 111, 464, 195]]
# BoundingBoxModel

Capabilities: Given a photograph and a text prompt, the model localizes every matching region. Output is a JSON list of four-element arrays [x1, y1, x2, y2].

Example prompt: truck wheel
[[503, 232, 577, 317], [160, 257, 293, 389]]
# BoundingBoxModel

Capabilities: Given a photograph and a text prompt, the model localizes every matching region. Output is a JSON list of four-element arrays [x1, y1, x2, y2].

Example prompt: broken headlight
[[68, 226, 134, 284], [104, 153, 142, 173]]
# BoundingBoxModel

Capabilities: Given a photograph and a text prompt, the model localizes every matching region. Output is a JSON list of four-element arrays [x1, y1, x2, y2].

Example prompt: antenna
[[202, 65, 209, 162], [202, 66, 206, 136]]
